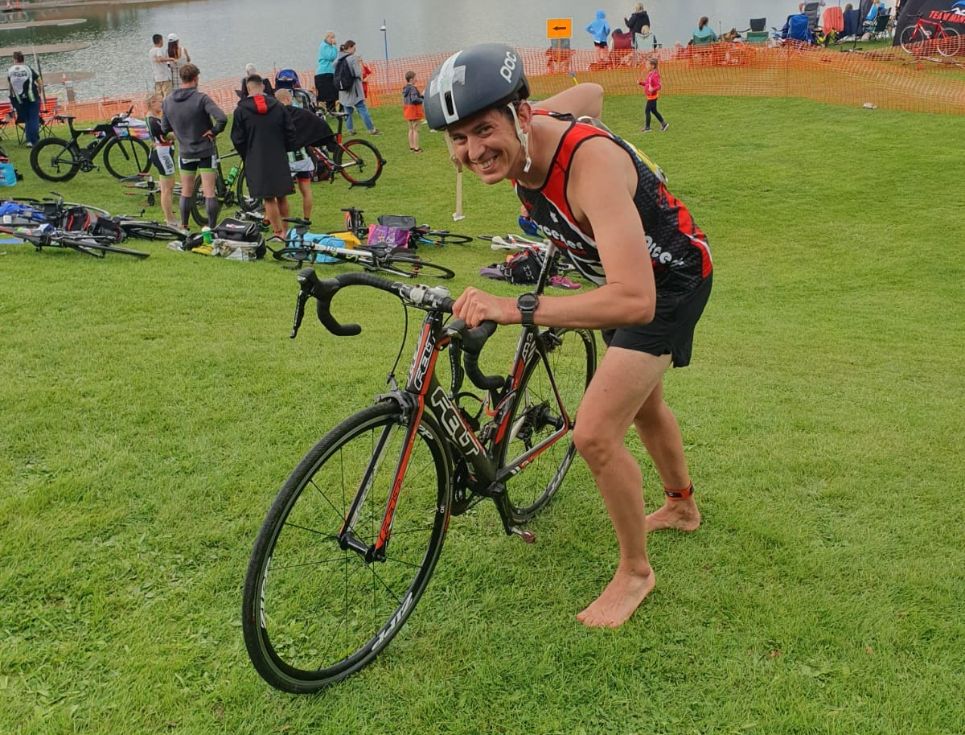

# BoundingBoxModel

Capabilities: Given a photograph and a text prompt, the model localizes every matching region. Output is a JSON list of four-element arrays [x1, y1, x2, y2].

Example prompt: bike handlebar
[[291, 269, 504, 391]]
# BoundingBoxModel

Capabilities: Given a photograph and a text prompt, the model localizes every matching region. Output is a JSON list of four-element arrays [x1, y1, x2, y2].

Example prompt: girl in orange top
[[639, 57, 668, 132]]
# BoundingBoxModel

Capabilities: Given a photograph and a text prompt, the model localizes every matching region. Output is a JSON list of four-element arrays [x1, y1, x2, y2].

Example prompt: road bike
[[270, 217, 455, 279], [0, 223, 149, 258], [189, 150, 260, 227], [242, 242, 596, 692], [899, 14, 962, 57], [341, 207, 473, 247], [30, 107, 151, 182], [309, 110, 385, 187]]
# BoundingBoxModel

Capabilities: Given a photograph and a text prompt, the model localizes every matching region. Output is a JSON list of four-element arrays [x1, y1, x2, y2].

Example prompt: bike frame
[[60, 115, 130, 162], [337, 246, 575, 562]]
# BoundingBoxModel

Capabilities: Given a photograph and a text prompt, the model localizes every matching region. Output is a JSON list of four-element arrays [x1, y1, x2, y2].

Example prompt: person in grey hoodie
[[335, 40, 379, 135], [161, 63, 228, 229]]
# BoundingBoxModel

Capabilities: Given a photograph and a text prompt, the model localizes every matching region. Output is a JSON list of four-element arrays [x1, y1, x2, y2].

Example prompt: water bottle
[[225, 165, 240, 186], [201, 226, 213, 245]]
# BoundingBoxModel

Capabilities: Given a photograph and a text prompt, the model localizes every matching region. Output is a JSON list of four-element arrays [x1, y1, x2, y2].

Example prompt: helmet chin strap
[[507, 103, 532, 174]]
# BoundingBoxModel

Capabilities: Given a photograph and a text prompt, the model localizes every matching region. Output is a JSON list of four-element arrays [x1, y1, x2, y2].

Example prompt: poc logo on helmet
[[500, 51, 518, 83]]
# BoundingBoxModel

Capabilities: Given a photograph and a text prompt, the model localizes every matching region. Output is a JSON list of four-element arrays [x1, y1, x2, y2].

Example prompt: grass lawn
[[1, 95, 962, 735]]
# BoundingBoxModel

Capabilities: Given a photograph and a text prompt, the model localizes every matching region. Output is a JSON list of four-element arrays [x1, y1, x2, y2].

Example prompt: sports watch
[[516, 292, 539, 327]]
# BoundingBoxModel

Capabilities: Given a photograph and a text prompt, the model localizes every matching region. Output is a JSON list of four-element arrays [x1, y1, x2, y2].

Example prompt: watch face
[[518, 293, 539, 311]]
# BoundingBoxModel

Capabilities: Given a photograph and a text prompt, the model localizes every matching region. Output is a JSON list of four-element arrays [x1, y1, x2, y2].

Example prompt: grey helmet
[[425, 43, 530, 130]]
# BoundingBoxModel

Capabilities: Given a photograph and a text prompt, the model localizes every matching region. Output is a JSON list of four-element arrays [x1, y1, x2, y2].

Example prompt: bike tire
[[30, 138, 80, 182], [417, 232, 474, 247], [235, 166, 263, 212], [497, 328, 596, 522], [103, 137, 151, 180], [937, 27, 961, 57], [119, 221, 185, 241], [242, 401, 451, 693], [338, 139, 384, 187], [380, 253, 455, 280]]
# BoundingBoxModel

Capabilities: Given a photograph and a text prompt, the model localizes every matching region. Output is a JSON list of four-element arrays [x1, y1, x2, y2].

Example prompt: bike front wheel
[[498, 328, 596, 522], [103, 137, 151, 179], [118, 221, 185, 241], [235, 166, 262, 212], [937, 27, 961, 57], [338, 139, 384, 186], [417, 231, 474, 247], [242, 401, 452, 693], [378, 253, 455, 279], [30, 138, 80, 181]]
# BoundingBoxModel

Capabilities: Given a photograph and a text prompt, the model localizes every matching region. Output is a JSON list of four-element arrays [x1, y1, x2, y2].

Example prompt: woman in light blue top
[[585, 10, 611, 61], [315, 30, 338, 112]]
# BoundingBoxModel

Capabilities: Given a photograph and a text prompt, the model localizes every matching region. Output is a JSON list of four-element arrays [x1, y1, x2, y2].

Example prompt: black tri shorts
[[602, 274, 712, 367]]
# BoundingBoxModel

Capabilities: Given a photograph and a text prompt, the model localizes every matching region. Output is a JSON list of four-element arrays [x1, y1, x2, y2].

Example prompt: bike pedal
[[511, 527, 536, 544]]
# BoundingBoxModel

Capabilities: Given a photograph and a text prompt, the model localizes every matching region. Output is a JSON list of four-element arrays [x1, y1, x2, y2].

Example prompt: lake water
[[3, 0, 797, 99]]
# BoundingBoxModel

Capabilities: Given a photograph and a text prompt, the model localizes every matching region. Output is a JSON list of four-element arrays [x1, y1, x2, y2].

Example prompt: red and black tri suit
[[514, 114, 713, 367]]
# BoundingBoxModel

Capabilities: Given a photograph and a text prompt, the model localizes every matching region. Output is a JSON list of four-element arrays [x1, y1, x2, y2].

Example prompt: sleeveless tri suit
[[514, 115, 713, 367]]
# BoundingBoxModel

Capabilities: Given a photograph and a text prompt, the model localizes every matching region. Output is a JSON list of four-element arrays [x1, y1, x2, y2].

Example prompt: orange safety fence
[[52, 44, 964, 122]]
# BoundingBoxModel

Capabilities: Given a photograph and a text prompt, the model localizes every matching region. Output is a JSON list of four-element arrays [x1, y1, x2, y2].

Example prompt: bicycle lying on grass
[[341, 207, 473, 247], [242, 241, 596, 692], [0, 223, 149, 258], [270, 217, 455, 279], [30, 107, 151, 182]]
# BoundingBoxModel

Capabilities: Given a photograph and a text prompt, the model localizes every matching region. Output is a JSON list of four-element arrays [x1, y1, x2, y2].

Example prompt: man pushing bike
[[426, 44, 713, 628]]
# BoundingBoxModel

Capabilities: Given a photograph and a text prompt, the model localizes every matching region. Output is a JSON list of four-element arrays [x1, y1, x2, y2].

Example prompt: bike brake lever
[[290, 289, 309, 339]]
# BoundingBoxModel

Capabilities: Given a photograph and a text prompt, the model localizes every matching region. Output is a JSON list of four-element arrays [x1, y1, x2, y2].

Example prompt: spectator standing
[[231, 74, 296, 238], [585, 10, 611, 62], [274, 87, 330, 221], [149, 34, 174, 96], [7, 51, 42, 147], [145, 93, 177, 226], [336, 41, 379, 136], [161, 64, 227, 230], [314, 31, 338, 113], [638, 57, 668, 133], [239, 63, 273, 100], [166, 34, 190, 87], [624, 3, 652, 49], [402, 70, 424, 152]]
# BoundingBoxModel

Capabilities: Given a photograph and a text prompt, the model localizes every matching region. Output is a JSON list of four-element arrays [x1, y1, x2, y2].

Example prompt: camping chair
[[0, 100, 14, 139], [745, 17, 768, 44], [16, 97, 58, 144], [864, 10, 891, 40], [610, 28, 635, 66]]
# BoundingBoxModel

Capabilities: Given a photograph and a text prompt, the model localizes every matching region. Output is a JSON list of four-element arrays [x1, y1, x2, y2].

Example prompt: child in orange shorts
[[402, 70, 424, 152]]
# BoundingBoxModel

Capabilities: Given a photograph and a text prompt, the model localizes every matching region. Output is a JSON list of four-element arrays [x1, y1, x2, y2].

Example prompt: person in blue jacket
[[314, 31, 338, 113], [586, 10, 611, 62]]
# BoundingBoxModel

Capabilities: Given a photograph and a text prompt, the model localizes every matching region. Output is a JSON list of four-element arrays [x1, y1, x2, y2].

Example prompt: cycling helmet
[[425, 43, 530, 130]]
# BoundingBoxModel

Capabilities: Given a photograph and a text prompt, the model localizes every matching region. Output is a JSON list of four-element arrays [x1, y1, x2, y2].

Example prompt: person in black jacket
[[230, 75, 296, 237], [624, 3, 652, 49]]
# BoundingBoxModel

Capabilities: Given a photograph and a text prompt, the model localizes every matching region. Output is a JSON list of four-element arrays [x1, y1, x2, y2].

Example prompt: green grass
[[1, 95, 963, 735]]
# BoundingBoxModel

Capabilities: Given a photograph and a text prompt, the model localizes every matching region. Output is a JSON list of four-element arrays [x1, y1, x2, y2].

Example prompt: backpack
[[63, 206, 92, 232], [503, 249, 543, 284], [0, 201, 45, 225], [334, 56, 355, 92], [212, 217, 266, 259], [91, 216, 125, 243]]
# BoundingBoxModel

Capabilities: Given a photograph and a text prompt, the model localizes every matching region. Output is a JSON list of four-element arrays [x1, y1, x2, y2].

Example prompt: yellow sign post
[[546, 18, 572, 40]]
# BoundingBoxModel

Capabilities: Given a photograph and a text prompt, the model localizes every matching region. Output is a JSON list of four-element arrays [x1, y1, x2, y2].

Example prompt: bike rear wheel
[[71, 241, 151, 259], [338, 139, 384, 187], [103, 137, 151, 179], [379, 253, 455, 279], [30, 138, 80, 182], [272, 246, 316, 265], [498, 328, 596, 521], [242, 402, 451, 693], [235, 166, 262, 212]]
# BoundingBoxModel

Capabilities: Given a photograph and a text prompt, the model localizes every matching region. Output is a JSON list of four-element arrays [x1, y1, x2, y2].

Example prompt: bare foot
[[576, 566, 656, 628], [646, 497, 701, 532]]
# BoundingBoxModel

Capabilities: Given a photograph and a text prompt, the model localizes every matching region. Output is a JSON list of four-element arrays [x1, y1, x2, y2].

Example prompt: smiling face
[[446, 105, 530, 184]]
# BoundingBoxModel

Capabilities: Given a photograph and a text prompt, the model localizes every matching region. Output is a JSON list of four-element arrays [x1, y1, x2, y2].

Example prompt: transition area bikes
[[242, 241, 596, 693]]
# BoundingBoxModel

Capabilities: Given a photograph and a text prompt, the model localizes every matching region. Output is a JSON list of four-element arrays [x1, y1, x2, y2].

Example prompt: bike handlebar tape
[[461, 321, 505, 391]]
